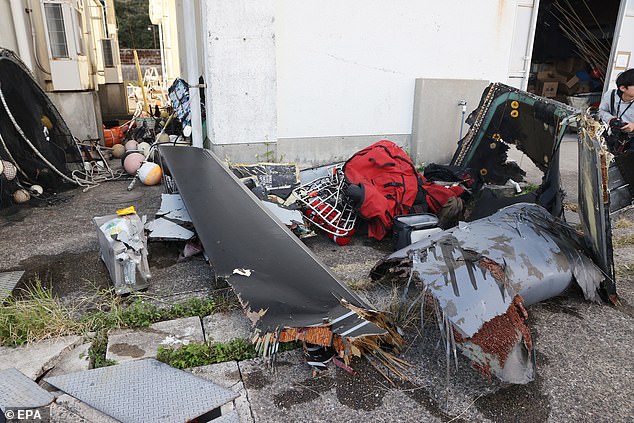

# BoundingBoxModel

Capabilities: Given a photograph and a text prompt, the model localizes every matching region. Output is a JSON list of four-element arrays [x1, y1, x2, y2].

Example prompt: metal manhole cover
[[0, 271, 24, 301]]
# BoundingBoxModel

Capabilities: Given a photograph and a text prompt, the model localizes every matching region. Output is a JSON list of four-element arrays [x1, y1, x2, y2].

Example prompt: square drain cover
[[0, 368, 54, 412], [45, 359, 237, 423], [0, 271, 24, 302]]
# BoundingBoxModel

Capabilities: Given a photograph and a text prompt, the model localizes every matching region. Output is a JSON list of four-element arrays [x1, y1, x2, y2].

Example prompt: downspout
[[9, 0, 34, 71], [182, 0, 203, 148], [158, 22, 167, 87], [521, 0, 540, 91]]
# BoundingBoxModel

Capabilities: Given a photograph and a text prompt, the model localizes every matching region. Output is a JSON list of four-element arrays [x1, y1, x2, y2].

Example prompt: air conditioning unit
[[41, 0, 91, 91]]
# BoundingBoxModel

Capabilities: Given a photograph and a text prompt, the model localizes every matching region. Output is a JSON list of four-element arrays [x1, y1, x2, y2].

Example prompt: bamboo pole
[[133, 49, 150, 114]]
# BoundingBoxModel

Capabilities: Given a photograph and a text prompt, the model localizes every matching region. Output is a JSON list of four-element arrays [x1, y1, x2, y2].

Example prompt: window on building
[[102, 39, 114, 67], [44, 3, 69, 59]]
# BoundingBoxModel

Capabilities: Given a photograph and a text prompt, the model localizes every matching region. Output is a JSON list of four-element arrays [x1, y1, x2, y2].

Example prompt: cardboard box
[[565, 75, 580, 89], [541, 81, 559, 98], [556, 57, 586, 74]]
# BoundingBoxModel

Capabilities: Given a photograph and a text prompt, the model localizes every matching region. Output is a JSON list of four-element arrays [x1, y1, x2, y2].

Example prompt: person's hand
[[623, 122, 634, 133]]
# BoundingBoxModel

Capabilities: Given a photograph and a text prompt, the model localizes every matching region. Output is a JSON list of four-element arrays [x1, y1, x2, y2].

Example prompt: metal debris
[[160, 146, 404, 368], [156, 193, 192, 223], [577, 113, 617, 300], [146, 217, 195, 241], [451, 82, 577, 219], [94, 213, 151, 294], [372, 203, 605, 383]]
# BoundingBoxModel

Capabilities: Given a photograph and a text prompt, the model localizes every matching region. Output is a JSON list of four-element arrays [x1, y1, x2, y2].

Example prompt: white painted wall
[[204, 0, 277, 145], [0, 2, 19, 54], [273, 0, 517, 139], [605, 0, 634, 91]]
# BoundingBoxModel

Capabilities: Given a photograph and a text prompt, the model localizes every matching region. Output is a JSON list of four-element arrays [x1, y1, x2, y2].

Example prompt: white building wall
[[0, 2, 19, 53], [274, 0, 517, 139], [605, 0, 634, 91], [204, 0, 277, 146]]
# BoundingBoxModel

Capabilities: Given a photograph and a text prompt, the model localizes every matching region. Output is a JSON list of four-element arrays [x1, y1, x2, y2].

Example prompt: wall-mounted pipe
[[181, 0, 203, 148]]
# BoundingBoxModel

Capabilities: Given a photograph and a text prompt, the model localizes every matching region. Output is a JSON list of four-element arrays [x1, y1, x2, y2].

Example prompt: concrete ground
[[1, 141, 633, 422]]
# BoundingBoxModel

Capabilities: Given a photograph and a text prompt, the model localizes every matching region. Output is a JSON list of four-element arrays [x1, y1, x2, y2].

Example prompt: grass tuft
[[157, 339, 257, 369], [0, 279, 85, 347]]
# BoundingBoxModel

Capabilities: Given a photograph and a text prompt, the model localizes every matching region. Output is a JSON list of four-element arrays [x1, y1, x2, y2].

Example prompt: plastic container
[[393, 213, 441, 250]]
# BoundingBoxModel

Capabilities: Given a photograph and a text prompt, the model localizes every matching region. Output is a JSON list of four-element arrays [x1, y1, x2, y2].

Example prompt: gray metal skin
[[372, 203, 604, 383], [159, 146, 384, 339]]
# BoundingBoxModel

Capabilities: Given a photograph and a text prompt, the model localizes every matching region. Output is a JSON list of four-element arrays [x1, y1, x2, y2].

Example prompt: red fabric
[[423, 182, 466, 214], [343, 140, 421, 240]]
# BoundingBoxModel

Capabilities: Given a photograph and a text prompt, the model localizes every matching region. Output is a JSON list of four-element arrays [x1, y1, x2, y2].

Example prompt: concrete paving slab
[[191, 361, 254, 423], [46, 343, 91, 378], [203, 311, 253, 344], [0, 336, 82, 380], [51, 394, 119, 423], [237, 349, 466, 423], [106, 316, 204, 363]]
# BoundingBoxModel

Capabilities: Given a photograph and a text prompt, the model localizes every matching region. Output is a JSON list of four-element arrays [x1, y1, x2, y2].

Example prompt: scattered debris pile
[[160, 145, 406, 373]]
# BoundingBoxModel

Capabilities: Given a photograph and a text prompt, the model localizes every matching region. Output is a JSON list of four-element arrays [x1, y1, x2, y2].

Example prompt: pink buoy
[[123, 152, 145, 175]]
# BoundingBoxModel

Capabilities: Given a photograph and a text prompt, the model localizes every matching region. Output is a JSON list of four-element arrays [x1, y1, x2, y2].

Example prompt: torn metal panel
[[372, 203, 605, 383], [261, 201, 304, 226], [577, 114, 617, 300], [159, 146, 389, 342], [451, 83, 576, 217], [146, 217, 195, 241], [156, 193, 192, 223]]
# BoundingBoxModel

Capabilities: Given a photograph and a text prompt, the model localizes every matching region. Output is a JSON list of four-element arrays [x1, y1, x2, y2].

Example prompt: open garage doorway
[[527, 0, 621, 109]]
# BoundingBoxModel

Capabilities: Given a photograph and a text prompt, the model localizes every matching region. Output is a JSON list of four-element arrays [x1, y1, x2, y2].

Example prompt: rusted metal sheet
[[159, 146, 401, 359], [372, 203, 604, 383]]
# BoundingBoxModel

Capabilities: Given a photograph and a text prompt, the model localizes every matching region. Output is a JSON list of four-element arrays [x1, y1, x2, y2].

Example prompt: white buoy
[[29, 185, 44, 196], [138, 141, 151, 157]]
